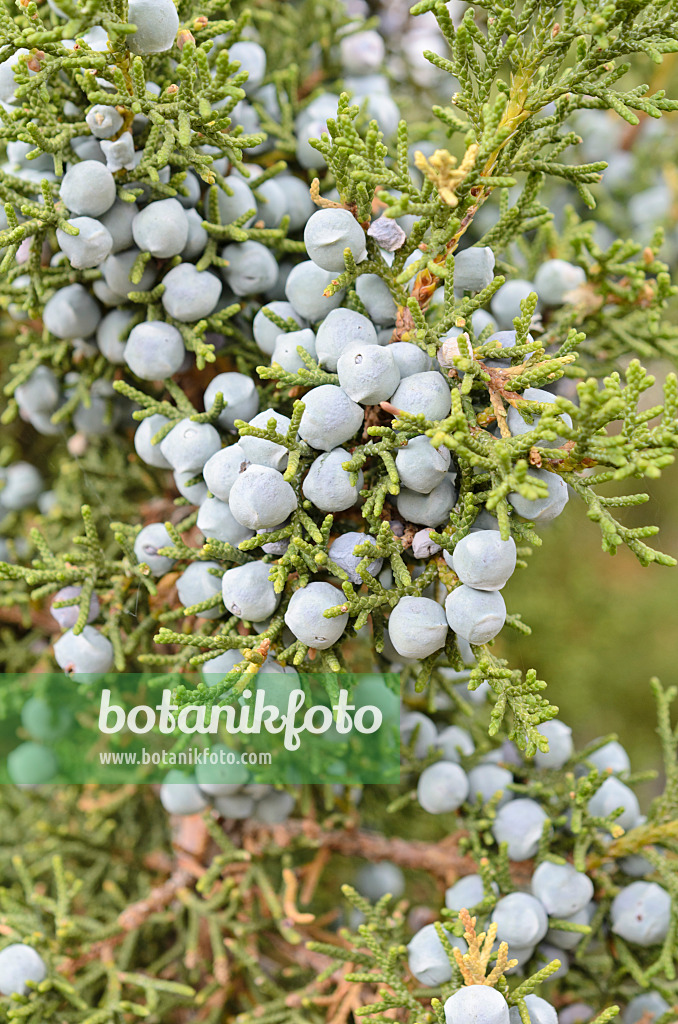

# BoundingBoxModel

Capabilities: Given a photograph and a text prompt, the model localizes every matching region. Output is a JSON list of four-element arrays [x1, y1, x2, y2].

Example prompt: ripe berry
[[407, 923, 466, 986], [304, 208, 367, 272], [587, 776, 641, 831], [302, 449, 363, 512], [417, 761, 469, 813], [284, 581, 348, 648], [534, 719, 573, 769], [451, 531, 516, 591], [229, 464, 298, 529], [124, 320, 186, 380], [336, 343, 400, 405], [315, 308, 379, 371], [134, 523, 175, 576], [396, 437, 452, 498], [221, 561, 280, 621], [43, 283, 101, 339], [445, 585, 506, 644], [508, 468, 569, 522], [0, 944, 47, 996], [203, 444, 251, 501], [444, 985, 510, 1024], [161, 263, 222, 321], [176, 561, 222, 619], [388, 596, 448, 659], [204, 372, 259, 431], [57, 216, 113, 269], [127, 0, 179, 54], [492, 797, 549, 861], [54, 625, 115, 677], [51, 585, 100, 629], [492, 892, 548, 947], [132, 198, 189, 257], [159, 419, 221, 473], [159, 771, 209, 814], [531, 861, 594, 917], [396, 476, 457, 527], [390, 371, 452, 420], [610, 881, 671, 946], [59, 160, 116, 216], [328, 531, 382, 583], [298, 385, 363, 450], [285, 260, 346, 321], [272, 328, 317, 372], [222, 240, 279, 296]]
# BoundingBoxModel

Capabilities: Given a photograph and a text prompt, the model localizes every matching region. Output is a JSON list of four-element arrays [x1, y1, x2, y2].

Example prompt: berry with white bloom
[[610, 881, 671, 946], [509, 468, 569, 522], [490, 278, 537, 329], [328, 532, 382, 583], [132, 198, 188, 257], [492, 798, 549, 861], [336, 342, 400, 405], [229, 40, 266, 93], [445, 874, 489, 911], [534, 719, 573, 769], [159, 419, 221, 473], [134, 523, 175, 576], [454, 246, 495, 294], [124, 320, 186, 380], [229, 464, 298, 529], [204, 372, 259, 431], [623, 993, 670, 1024], [134, 413, 172, 468], [315, 308, 379, 370], [159, 771, 209, 815], [390, 371, 452, 420], [284, 581, 348, 649], [407, 923, 467, 986], [43, 283, 101, 339], [127, 0, 179, 54], [304, 208, 367, 272], [492, 892, 549, 947], [298, 385, 363, 451], [203, 445, 251, 502], [271, 328, 317, 373], [222, 240, 279, 296], [355, 862, 405, 901], [417, 761, 469, 813], [253, 301, 306, 355], [222, 561, 280, 621], [445, 585, 506, 644], [395, 436, 451, 494], [339, 29, 385, 74], [451, 531, 516, 591], [86, 103, 123, 138], [531, 861, 594, 917], [0, 944, 47, 997], [587, 776, 641, 831], [161, 263, 222, 321], [444, 985, 510, 1024], [467, 764, 513, 808], [388, 596, 448, 659], [238, 408, 292, 471], [57, 216, 113, 269], [397, 476, 457, 528], [59, 160, 116, 216], [389, 341, 434, 377], [196, 497, 253, 546], [533, 259, 586, 306], [285, 260, 346, 321], [176, 561, 222, 619], [302, 449, 363, 512], [54, 625, 115, 677]]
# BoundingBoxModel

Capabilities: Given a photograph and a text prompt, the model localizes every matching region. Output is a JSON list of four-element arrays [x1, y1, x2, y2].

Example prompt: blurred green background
[[500, 457, 678, 778]]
